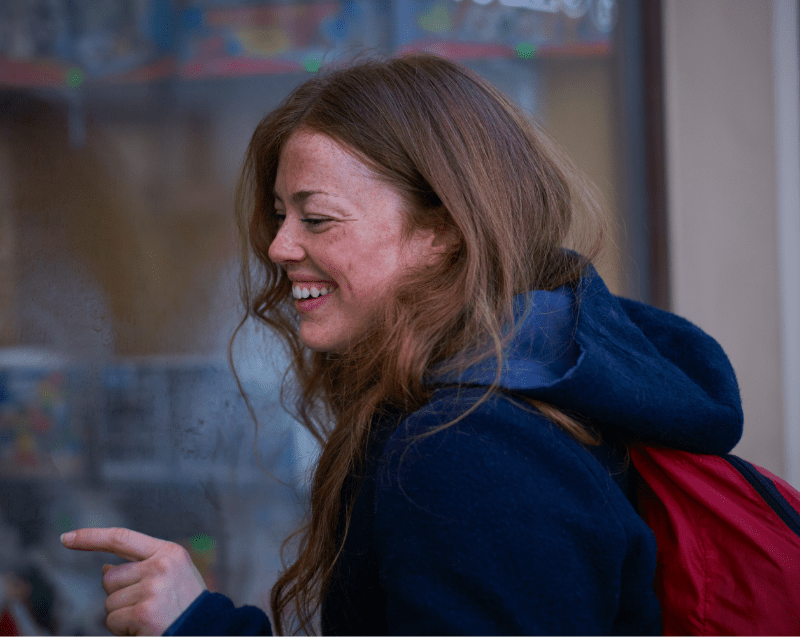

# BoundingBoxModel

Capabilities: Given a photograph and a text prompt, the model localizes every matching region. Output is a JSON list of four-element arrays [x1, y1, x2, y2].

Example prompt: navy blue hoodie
[[164, 263, 743, 635]]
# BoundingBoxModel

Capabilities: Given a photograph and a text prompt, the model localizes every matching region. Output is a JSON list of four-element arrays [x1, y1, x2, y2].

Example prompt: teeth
[[292, 285, 333, 300]]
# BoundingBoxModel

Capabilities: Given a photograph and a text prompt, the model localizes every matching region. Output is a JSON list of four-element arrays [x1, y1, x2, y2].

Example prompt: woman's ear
[[432, 221, 460, 252], [419, 222, 459, 267], [406, 207, 460, 266]]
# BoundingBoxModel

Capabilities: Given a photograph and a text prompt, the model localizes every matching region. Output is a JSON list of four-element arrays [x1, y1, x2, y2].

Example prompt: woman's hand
[[61, 527, 208, 636]]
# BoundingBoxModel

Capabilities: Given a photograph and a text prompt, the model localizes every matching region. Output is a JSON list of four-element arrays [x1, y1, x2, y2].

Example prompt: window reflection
[[0, 1, 622, 633]]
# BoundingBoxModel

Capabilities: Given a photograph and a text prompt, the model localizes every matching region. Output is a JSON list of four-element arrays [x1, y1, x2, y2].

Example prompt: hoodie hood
[[431, 262, 743, 455]]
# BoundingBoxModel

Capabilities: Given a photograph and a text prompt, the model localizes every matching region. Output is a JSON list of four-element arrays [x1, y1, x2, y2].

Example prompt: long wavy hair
[[231, 53, 607, 634]]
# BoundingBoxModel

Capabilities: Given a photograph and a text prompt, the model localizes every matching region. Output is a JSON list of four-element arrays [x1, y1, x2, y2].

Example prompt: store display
[[0, 1, 627, 633], [394, 0, 616, 59], [100, 360, 294, 484], [178, 1, 388, 78], [0, 0, 176, 86], [0, 349, 85, 479], [1, 0, 616, 87], [70, 0, 173, 78], [0, 0, 70, 61], [0, 352, 301, 634]]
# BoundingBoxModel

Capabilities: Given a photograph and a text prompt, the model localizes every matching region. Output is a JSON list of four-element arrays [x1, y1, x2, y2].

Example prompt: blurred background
[[0, 0, 798, 633]]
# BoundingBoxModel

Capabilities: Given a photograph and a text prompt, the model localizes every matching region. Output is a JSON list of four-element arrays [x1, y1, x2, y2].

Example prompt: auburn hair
[[231, 53, 607, 634]]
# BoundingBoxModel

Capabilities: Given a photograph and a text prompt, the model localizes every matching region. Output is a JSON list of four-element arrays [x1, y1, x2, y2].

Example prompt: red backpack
[[630, 446, 800, 635]]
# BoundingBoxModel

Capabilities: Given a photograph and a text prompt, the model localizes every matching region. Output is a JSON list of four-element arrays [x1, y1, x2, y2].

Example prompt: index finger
[[61, 527, 165, 562]]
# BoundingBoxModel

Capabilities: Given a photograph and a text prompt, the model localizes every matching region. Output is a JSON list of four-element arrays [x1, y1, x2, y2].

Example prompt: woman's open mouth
[[292, 284, 335, 312]]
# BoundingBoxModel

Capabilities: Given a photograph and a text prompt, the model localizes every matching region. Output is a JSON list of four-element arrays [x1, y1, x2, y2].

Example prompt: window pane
[[0, 1, 634, 634]]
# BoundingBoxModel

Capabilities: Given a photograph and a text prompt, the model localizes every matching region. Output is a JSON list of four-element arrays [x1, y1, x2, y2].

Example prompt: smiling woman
[[268, 131, 446, 353], [61, 53, 743, 637]]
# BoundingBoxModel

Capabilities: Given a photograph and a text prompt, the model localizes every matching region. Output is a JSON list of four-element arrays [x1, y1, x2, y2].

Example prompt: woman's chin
[[298, 328, 344, 354]]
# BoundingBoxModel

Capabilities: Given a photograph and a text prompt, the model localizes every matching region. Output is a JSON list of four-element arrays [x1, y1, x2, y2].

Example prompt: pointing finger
[[61, 527, 166, 562]]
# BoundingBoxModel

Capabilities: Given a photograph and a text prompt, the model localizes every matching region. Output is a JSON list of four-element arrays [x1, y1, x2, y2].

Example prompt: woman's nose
[[268, 220, 305, 264]]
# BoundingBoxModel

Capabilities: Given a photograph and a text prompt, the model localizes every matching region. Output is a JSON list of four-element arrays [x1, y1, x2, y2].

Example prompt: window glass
[[0, 1, 630, 633]]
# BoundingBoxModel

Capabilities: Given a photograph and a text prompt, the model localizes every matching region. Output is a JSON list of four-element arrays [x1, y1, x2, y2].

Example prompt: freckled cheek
[[320, 240, 390, 303], [319, 258, 361, 300], [310, 258, 347, 304]]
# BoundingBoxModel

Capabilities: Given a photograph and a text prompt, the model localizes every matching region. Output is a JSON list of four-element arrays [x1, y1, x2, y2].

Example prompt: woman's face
[[268, 131, 439, 353]]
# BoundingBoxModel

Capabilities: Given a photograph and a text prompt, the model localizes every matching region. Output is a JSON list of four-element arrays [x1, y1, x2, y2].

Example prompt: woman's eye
[[270, 212, 330, 229], [302, 218, 330, 227]]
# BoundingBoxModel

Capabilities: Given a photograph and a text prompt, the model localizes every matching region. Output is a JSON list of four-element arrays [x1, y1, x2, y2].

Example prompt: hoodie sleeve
[[373, 393, 661, 636], [162, 591, 272, 636]]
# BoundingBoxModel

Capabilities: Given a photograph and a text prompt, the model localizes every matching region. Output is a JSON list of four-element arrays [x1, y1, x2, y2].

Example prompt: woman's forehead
[[276, 132, 387, 199]]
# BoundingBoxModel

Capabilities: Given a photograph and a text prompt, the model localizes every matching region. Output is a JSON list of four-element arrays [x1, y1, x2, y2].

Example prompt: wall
[[662, 0, 786, 476]]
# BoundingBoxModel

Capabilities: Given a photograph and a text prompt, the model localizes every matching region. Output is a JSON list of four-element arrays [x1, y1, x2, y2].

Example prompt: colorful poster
[[178, 1, 389, 78], [393, 0, 616, 60], [0, 362, 84, 477]]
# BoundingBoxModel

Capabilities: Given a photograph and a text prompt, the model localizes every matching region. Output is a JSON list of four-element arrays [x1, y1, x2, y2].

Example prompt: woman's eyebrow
[[273, 190, 352, 217], [273, 190, 333, 204]]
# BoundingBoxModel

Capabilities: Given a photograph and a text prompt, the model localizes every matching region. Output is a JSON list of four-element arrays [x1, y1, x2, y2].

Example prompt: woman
[[62, 54, 743, 635]]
